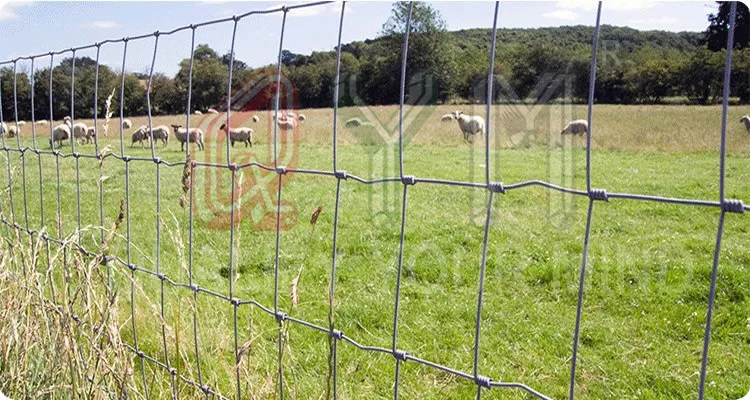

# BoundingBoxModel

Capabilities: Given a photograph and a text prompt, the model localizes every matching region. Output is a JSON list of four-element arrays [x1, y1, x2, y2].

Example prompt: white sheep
[[560, 119, 588, 136], [252, 115, 260, 123], [740, 115, 750, 132], [194, 110, 203, 115], [7, 125, 19, 137], [276, 118, 297, 131], [284, 111, 296, 119], [171, 124, 205, 151], [219, 123, 253, 147], [122, 119, 132, 129], [0, 122, 6, 136], [131, 126, 150, 147], [66, 118, 89, 145], [453, 111, 485, 141], [298, 114, 306, 122], [35, 120, 48, 126], [344, 117, 362, 127], [207, 108, 219, 114], [440, 114, 454, 122], [49, 122, 71, 147], [148, 125, 170, 146], [17, 121, 26, 127]]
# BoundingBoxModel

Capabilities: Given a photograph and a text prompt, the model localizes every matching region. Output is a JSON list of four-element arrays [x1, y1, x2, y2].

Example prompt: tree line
[[1, 1, 748, 122]]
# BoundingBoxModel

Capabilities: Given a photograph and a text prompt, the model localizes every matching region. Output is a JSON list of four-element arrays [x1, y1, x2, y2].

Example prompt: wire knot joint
[[475, 375, 492, 388], [402, 175, 416, 185], [394, 350, 408, 361], [330, 329, 344, 340], [589, 188, 608, 202], [335, 170, 348, 180], [722, 199, 744, 214]]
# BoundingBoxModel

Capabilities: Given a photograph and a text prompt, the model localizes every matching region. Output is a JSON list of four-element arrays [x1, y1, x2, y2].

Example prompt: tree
[[0, 67, 32, 122], [704, 1, 750, 51], [175, 44, 228, 112], [375, 2, 455, 103], [221, 52, 248, 71], [380, 1, 446, 36]]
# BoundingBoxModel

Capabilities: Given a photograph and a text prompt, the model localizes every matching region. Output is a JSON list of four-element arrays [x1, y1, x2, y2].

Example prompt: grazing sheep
[[49, 122, 71, 147], [86, 127, 96, 144], [219, 123, 253, 147], [441, 114, 454, 122], [560, 119, 588, 136], [284, 111, 296, 119], [17, 121, 26, 127], [7, 125, 19, 137], [252, 115, 259, 123], [276, 118, 297, 131], [194, 110, 203, 115], [131, 126, 150, 147], [148, 125, 170, 146], [344, 117, 362, 127], [453, 111, 485, 142], [740, 115, 750, 132], [36, 120, 49, 126], [298, 114, 306, 122], [170, 124, 205, 151], [0, 122, 6, 136], [70, 120, 89, 145], [122, 119, 132, 129], [207, 108, 219, 114]]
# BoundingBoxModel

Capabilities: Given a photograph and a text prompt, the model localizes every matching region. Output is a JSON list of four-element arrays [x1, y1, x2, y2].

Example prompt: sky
[[0, 0, 721, 76]]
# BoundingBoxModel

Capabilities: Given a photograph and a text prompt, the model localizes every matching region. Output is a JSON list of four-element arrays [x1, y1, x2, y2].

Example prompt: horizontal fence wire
[[0, 1, 746, 399]]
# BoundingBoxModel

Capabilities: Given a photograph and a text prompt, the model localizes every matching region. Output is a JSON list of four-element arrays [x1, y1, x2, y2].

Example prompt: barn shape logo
[[338, 70, 436, 217], [190, 69, 299, 231]]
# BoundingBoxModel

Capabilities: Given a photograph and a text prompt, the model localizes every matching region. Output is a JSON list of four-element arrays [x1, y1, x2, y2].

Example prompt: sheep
[[344, 117, 362, 127], [194, 110, 203, 115], [86, 127, 96, 144], [276, 118, 297, 131], [453, 111, 485, 142], [219, 123, 253, 147], [207, 108, 219, 114], [131, 126, 150, 147], [0, 122, 7, 136], [49, 122, 71, 147], [560, 119, 588, 136], [284, 111, 296, 119], [298, 114, 306, 122], [740, 115, 750, 132], [148, 125, 170, 146], [7, 125, 19, 137], [69, 120, 89, 145], [17, 121, 26, 127], [252, 115, 260, 123], [170, 124, 205, 151], [35, 120, 48, 126], [122, 119, 132, 129], [440, 114, 454, 122]]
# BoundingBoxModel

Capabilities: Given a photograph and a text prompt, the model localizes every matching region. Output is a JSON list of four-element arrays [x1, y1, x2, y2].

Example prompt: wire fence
[[0, 1, 747, 399]]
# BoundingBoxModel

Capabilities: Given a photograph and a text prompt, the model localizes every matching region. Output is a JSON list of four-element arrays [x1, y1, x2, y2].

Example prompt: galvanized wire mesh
[[0, 1, 747, 399]]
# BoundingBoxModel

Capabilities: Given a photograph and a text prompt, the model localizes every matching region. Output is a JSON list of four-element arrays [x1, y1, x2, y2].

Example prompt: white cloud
[[0, 0, 33, 22], [263, 1, 343, 18], [89, 20, 119, 29], [627, 16, 680, 28], [542, 10, 579, 21], [555, 0, 655, 12]]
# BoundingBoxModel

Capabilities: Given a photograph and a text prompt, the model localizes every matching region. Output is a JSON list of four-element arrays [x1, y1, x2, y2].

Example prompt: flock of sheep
[[2, 111, 749, 148]]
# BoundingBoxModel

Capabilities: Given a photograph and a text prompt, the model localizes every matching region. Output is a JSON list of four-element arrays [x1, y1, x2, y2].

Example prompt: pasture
[[1, 103, 749, 399]]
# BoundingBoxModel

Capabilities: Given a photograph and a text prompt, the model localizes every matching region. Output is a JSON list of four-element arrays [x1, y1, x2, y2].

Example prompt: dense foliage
[[1, 2, 748, 122]]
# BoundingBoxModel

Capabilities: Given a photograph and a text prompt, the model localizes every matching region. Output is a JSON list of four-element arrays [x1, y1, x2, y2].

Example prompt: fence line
[[0, 1, 747, 399]]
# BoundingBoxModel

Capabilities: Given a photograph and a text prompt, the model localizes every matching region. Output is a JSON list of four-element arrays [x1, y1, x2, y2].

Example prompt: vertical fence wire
[[397, 2, 413, 179], [0, 2, 746, 400], [568, 3, 602, 399], [698, 3, 737, 400]]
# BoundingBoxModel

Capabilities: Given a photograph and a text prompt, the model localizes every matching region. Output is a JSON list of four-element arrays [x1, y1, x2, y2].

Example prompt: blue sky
[[0, 1, 720, 76]]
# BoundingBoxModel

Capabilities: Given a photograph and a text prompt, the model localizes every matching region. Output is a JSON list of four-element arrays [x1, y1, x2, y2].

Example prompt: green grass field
[[1, 103, 749, 399]]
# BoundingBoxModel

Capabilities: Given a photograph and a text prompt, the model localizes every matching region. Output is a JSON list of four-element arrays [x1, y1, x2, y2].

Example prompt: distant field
[[1, 103, 749, 399]]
